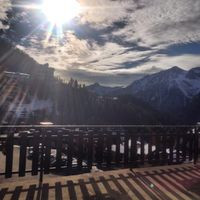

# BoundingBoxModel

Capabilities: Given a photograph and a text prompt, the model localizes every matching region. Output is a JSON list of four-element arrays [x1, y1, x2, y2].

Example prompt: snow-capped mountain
[[88, 66, 200, 116], [87, 82, 122, 95], [127, 66, 200, 98], [125, 66, 200, 113]]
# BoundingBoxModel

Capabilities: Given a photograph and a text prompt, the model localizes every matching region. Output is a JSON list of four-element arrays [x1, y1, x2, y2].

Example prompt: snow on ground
[[10, 98, 53, 117], [111, 140, 156, 154]]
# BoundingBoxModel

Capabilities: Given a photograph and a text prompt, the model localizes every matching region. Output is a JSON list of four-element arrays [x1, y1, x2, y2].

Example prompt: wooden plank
[[19, 132, 27, 177], [41, 183, 49, 200], [0, 188, 7, 200], [79, 179, 90, 199], [5, 132, 14, 178], [26, 185, 36, 200], [11, 186, 22, 200], [119, 174, 146, 200], [89, 178, 102, 197], [31, 132, 40, 176], [55, 182, 63, 200], [67, 181, 77, 200], [128, 173, 160, 200]]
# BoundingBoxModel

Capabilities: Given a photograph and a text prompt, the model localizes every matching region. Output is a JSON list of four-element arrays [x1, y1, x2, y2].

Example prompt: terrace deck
[[1, 163, 200, 200]]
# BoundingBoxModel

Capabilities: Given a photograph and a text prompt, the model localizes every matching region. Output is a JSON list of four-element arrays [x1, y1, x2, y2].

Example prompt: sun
[[42, 0, 81, 25]]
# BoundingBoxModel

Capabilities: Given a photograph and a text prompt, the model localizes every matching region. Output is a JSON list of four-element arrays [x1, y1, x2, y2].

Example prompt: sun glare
[[42, 0, 81, 25]]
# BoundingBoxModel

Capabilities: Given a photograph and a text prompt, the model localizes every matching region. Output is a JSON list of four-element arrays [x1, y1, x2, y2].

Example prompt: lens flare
[[42, 0, 81, 25]]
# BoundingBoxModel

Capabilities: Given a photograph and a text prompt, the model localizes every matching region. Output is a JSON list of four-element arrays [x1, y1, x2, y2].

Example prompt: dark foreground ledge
[[1, 163, 200, 200]]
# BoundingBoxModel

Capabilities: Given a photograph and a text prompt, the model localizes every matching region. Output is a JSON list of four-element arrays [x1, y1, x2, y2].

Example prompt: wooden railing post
[[77, 132, 83, 171], [32, 131, 40, 176], [115, 131, 121, 166], [67, 132, 73, 173], [194, 126, 199, 164], [44, 131, 51, 174], [182, 129, 187, 162], [56, 130, 62, 171], [189, 129, 193, 161], [140, 134, 145, 165], [5, 131, 14, 178], [123, 129, 129, 166], [39, 129, 45, 184], [106, 132, 112, 167], [1, 125, 199, 179], [97, 132, 103, 168], [19, 131, 27, 177], [88, 131, 93, 170], [176, 130, 180, 164]]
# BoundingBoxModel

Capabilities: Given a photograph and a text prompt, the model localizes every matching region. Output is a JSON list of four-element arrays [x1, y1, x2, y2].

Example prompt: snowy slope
[[125, 66, 200, 113], [87, 66, 200, 114], [9, 98, 53, 117], [128, 66, 200, 98]]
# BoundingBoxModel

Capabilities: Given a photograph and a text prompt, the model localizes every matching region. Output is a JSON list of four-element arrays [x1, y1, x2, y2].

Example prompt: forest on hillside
[[0, 39, 164, 125]]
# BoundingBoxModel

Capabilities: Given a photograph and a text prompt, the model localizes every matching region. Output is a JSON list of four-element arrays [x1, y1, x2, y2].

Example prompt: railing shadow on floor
[[0, 175, 131, 200], [1, 165, 200, 200]]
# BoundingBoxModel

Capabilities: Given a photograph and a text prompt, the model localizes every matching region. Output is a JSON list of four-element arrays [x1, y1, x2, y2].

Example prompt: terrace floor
[[1, 163, 200, 200]]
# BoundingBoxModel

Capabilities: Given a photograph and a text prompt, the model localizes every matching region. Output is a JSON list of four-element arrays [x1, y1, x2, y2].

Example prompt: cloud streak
[[1, 0, 200, 86], [0, 0, 11, 29]]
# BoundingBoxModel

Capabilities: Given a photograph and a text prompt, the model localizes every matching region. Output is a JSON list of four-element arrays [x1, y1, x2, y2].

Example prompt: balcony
[[0, 125, 200, 199]]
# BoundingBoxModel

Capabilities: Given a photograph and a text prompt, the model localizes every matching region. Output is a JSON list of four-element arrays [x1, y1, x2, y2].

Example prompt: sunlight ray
[[45, 23, 55, 42], [0, 79, 17, 106], [1, 84, 22, 123], [11, 3, 41, 10], [10, 87, 29, 124]]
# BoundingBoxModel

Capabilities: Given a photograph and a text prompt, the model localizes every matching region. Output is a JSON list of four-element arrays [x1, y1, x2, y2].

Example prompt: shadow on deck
[[1, 163, 200, 200]]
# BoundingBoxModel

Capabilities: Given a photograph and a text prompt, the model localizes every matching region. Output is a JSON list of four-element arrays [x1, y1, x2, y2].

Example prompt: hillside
[[88, 66, 200, 124], [0, 39, 162, 125]]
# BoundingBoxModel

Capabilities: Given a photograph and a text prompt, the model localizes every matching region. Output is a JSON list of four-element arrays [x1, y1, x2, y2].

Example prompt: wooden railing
[[0, 125, 199, 180]]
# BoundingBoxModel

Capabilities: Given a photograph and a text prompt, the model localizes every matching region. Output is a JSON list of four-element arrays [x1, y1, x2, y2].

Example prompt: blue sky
[[0, 0, 200, 86], [160, 43, 200, 56]]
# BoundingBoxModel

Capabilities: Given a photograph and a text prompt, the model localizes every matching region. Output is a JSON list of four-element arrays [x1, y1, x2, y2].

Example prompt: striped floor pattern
[[0, 164, 200, 200]]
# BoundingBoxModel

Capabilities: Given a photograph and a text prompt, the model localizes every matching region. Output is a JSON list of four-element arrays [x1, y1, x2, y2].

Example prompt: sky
[[0, 0, 200, 86]]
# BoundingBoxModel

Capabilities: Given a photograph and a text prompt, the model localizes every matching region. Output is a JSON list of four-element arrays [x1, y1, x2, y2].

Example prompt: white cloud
[[143, 54, 200, 71], [79, 0, 135, 27], [112, 0, 200, 47], [5, 0, 200, 85], [0, 0, 11, 29]]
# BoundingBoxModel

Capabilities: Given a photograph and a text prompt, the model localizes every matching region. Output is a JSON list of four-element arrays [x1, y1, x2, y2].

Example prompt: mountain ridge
[[87, 66, 200, 124]]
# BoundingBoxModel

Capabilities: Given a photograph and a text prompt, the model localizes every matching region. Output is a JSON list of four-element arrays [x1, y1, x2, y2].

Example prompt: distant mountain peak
[[165, 66, 185, 73], [93, 82, 100, 86], [186, 67, 200, 79], [171, 66, 181, 70], [189, 67, 200, 72], [87, 82, 122, 95]]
